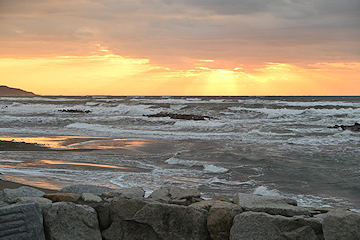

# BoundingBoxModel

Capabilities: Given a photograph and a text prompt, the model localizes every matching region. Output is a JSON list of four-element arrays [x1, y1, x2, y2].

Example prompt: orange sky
[[1, 0, 359, 96]]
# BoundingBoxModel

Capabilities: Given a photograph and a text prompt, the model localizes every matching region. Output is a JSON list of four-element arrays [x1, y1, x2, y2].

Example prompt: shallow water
[[0, 96, 359, 210]]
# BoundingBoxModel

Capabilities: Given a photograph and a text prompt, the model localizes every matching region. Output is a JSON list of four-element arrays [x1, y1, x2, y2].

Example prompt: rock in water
[[42, 202, 102, 240], [0, 201, 45, 240]]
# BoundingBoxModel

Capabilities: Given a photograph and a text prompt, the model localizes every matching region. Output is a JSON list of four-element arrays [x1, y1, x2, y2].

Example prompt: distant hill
[[0, 86, 37, 96]]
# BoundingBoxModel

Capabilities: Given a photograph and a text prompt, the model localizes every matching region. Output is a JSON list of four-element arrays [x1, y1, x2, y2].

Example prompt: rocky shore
[[0, 184, 359, 240]]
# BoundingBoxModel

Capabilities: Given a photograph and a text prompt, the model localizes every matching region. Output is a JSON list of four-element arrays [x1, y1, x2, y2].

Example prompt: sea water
[[0, 96, 359, 210]]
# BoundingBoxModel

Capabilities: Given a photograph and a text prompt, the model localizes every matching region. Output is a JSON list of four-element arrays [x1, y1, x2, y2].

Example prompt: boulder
[[60, 184, 113, 196], [0, 186, 45, 203], [0, 201, 45, 240], [15, 197, 52, 207], [328, 122, 360, 132], [42, 202, 102, 240], [149, 186, 202, 205], [230, 211, 323, 240], [43, 193, 81, 202], [207, 201, 243, 240], [322, 209, 360, 240], [233, 193, 313, 217], [102, 187, 145, 199], [82, 193, 102, 203], [102, 197, 210, 240]]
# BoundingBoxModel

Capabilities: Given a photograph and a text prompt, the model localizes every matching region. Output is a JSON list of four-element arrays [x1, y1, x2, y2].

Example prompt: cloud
[[0, 0, 359, 70]]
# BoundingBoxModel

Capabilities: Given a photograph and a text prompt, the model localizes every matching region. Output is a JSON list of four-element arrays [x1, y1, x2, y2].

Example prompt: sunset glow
[[1, 0, 359, 96]]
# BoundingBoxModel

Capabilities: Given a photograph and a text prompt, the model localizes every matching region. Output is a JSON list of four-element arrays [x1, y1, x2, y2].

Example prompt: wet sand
[[0, 179, 58, 193]]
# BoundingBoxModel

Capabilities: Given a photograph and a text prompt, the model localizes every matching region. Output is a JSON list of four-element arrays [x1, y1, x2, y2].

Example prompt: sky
[[1, 0, 359, 96]]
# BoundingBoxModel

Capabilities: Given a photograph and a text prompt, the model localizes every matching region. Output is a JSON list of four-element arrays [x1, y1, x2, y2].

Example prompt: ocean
[[0, 96, 359, 210]]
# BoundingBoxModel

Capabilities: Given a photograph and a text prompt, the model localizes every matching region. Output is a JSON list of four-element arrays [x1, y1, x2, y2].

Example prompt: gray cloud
[[0, 0, 359, 68]]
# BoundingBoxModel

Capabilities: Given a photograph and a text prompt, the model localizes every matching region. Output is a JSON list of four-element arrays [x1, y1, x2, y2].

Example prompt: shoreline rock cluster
[[0, 185, 359, 240]]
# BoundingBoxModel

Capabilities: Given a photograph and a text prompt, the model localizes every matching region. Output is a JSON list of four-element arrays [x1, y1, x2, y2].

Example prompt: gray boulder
[[0, 201, 45, 240], [322, 209, 360, 240], [102, 187, 145, 199], [230, 211, 323, 240], [234, 193, 313, 217], [82, 193, 102, 203], [194, 200, 243, 240], [15, 197, 52, 207], [42, 202, 102, 240], [148, 186, 202, 205], [102, 197, 210, 240], [60, 184, 113, 196], [0, 186, 45, 203]]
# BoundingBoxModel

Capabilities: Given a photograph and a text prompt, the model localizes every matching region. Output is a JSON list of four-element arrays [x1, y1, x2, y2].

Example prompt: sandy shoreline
[[0, 179, 58, 193]]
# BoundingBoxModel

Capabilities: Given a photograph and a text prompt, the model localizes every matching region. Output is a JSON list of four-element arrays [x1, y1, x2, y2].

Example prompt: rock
[[207, 201, 243, 240], [82, 193, 102, 203], [0, 201, 45, 240], [42, 202, 102, 240], [0, 85, 37, 96], [0, 201, 8, 208], [322, 209, 360, 240], [144, 112, 214, 121], [102, 197, 210, 240], [102, 187, 145, 199], [43, 193, 81, 202], [149, 186, 201, 205], [0, 186, 45, 203], [190, 200, 243, 240], [93, 202, 111, 230], [15, 197, 52, 207], [58, 109, 92, 113], [233, 193, 313, 217], [328, 122, 360, 132], [60, 184, 113, 196], [230, 211, 323, 240]]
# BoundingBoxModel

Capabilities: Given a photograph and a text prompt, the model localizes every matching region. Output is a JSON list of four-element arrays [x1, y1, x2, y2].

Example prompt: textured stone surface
[[0, 186, 45, 203], [60, 184, 113, 196], [82, 193, 102, 203], [102, 187, 145, 199], [207, 201, 243, 240], [233, 193, 313, 217], [0, 201, 45, 240], [42, 202, 102, 240], [230, 211, 323, 240], [43, 193, 81, 202], [322, 209, 360, 240], [102, 197, 210, 240], [148, 186, 202, 205], [15, 197, 52, 207]]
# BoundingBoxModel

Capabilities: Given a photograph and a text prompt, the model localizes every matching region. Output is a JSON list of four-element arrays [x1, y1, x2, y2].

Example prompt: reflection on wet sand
[[40, 160, 132, 170]]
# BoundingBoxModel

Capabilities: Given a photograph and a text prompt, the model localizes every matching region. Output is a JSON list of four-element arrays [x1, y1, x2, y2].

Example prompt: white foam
[[204, 165, 228, 173], [165, 157, 203, 167]]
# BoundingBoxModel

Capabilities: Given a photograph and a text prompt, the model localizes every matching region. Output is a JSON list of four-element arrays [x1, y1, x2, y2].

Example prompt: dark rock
[[42, 202, 102, 240], [60, 184, 113, 196], [322, 209, 360, 240], [230, 211, 323, 240], [328, 122, 360, 132], [144, 112, 214, 121], [0, 201, 45, 240], [0, 86, 37, 96], [58, 109, 92, 113], [43, 193, 81, 202]]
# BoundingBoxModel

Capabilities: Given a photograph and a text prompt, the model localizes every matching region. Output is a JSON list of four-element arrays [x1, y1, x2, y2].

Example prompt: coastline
[[0, 179, 58, 193]]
